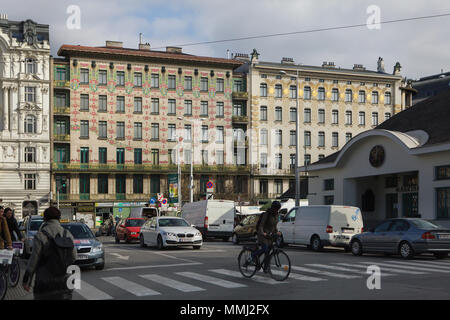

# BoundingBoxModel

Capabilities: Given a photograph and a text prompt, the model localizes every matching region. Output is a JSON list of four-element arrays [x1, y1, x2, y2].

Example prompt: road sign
[[150, 198, 156, 204], [206, 181, 214, 193], [157, 193, 164, 201], [161, 198, 168, 205]]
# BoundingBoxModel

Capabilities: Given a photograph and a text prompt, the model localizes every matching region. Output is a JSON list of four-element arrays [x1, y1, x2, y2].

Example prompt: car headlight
[[162, 232, 177, 237], [195, 232, 202, 237], [92, 244, 103, 253]]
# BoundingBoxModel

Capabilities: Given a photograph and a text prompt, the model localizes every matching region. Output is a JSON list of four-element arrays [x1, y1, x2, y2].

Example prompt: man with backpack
[[22, 207, 77, 300]]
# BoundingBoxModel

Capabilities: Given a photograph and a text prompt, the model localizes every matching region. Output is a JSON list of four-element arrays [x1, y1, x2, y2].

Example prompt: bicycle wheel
[[238, 248, 257, 278], [268, 250, 291, 281], [0, 270, 7, 300], [8, 258, 20, 287]]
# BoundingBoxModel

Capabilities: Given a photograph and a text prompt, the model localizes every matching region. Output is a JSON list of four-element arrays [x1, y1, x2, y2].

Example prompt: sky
[[1, 0, 449, 79]]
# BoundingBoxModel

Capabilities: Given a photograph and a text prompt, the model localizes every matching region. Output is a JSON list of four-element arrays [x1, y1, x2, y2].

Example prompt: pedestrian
[[3, 207, 24, 242], [22, 206, 77, 300], [0, 206, 13, 250]]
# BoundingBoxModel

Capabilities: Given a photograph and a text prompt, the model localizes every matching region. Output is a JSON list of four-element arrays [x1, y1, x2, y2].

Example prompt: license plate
[[77, 254, 89, 260], [438, 234, 450, 240], [180, 238, 191, 242], [342, 229, 354, 234]]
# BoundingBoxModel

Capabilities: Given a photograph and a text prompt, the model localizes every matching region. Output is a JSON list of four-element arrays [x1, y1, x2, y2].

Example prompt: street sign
[[157, 193, 164, 202], [206, 181, 214, 193], [161, 198, 168, 205], [150, 198, 156, 204]]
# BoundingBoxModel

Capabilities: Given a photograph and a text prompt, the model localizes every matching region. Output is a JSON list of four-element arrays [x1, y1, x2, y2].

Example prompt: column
[[3, 86, 9, 131]]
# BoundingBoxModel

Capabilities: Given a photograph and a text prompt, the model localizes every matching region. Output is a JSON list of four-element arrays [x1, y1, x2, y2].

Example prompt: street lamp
[[280, 68, 300, 207]]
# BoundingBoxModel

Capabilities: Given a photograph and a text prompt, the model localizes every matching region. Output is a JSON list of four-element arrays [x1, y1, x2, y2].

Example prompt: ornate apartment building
[[233, 50, 407, 202], [0, 14, 51, 218], [51, 41, 246, 218]]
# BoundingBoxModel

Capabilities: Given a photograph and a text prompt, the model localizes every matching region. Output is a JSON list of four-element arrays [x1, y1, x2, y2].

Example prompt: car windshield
[[126, 219, 145, 227], [410, 219, 443, 230], [29, 219, 44, 231], [158, 218, 190, 227], [62, 224, 94, 239]]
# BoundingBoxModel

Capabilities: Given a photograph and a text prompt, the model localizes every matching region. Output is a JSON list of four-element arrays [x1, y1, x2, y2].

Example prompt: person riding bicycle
[[3, 208, 24, 242], [250, 201, 282, 273]]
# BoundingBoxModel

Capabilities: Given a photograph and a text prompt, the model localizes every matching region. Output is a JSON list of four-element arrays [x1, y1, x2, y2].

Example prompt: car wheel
[[157, 235, 164, 250], [140, 235, 147, 248], [193, 245, 201, 250], [95, 263, 105, 270], [399, 241, 414, 259], [434, 252, 448, 259], [311, 236, 322, 252], [351, 240, 363, 256], [232, 233, 240, 245]]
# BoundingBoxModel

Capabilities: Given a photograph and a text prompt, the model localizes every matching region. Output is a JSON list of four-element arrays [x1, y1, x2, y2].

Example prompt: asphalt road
[[72, 236, 450, 300]]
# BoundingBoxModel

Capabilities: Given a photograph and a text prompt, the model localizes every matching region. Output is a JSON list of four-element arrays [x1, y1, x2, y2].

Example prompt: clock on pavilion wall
[[369, 145, 385, 167]]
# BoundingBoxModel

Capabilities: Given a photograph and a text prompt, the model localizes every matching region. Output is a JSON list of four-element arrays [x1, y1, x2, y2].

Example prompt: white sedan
[[139, 216, 203, 250]]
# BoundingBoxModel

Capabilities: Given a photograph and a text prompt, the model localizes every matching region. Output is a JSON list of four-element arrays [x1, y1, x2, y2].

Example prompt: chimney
[[0, 13, 8, 20], [139, 43, 151, 51], [353, 64, 366, 71], [233, 53, 249, 61], [281, 57, 294, 64], [105, 40, 123, 48], [166, 46, 182, 54]]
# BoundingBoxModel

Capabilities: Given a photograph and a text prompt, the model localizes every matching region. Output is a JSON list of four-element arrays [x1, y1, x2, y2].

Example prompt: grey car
[[350, 218, 450, 259]]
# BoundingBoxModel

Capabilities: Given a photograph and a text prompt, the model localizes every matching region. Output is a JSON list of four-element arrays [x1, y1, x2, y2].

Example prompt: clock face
[[369, 145, 385, 167]]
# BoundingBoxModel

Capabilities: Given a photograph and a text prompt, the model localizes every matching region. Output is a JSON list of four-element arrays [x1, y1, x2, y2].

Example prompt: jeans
[[251, 243, 270, 266]]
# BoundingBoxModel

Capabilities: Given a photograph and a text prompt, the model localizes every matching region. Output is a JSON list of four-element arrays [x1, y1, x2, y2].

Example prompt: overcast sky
[[1, 0, 449, 79]]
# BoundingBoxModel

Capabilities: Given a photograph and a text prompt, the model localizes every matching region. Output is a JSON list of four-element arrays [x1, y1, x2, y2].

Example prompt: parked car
[[181, 199, 235, 241], [129, 207, 159, 219], [350, 218, 450, 259], [20, 215, 44, 258], [232, 212, 263, 244], [278, 205, 364, 251], [139, 216, 202, 250], [62, 222, 105, 270], [115, 218, 146, 243]]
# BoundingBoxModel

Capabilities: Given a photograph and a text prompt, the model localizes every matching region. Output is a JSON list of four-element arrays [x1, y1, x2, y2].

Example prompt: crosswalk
[[73, 259, 450, 300]]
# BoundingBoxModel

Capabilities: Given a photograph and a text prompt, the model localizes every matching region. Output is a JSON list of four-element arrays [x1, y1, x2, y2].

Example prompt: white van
[[278, 205, 364, 251], [278, 199, 308, 219], [129, 207, 159, 219], [181, 200, 235, 241]]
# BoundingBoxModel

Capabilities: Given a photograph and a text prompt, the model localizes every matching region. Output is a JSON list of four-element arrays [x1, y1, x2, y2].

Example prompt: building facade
[[0, 14, 51, 218], [51, 41, 245, 220]]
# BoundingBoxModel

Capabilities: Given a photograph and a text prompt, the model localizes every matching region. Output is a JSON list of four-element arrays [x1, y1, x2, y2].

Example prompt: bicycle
[[238, 233, 291, 281], [0, 249, 15, 300]]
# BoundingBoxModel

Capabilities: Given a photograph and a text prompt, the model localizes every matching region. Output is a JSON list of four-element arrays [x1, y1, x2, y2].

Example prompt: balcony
[[54, 106, 70, 114], [116, 194, 126, 200], [251, 165, 295, 176], [54, 134, 70, 142], [80, 193, 90, 200], [232, 115, 249, 123], [232, 91, 248, 100], [53, 80, 70, 88]]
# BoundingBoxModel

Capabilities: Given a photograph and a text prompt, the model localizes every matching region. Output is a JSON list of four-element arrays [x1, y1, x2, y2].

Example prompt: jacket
[[23, 219, 77, 293], [0, 216, 12, 249], [257, 208, 279, 246], [4, 214, 23, 241]]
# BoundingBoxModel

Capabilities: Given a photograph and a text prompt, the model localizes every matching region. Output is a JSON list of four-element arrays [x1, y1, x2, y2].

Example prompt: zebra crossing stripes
[[291, 265, 361, 279], [417, 260, 450, 267], [305, 263, 394, 276], [140, 274, 205, 292], [76, 280, 113, 300], [385, 260, 450, 270], [102, 276, 161, 297], [359, 261, 450, 273], [209, 269, 286, 285], [271, 270, 326, 282], [176, 272, 247, 288], [334, 263, 427, 275]]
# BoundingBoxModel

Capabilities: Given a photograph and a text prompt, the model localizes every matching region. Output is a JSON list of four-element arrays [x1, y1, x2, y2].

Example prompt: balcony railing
[[232, 91, 248, 100], [116, 193, 126, 200], [53, 80, 70, 88], [80, 193, 90, 200], [54, 106, 70, 114], [251, 165, 295, 176], [54, 134, 70, 142], [232, 115, 249, 123]]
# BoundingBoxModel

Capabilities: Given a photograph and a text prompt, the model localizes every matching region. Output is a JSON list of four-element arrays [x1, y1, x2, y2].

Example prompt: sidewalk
[[4, 258, 34, 300]]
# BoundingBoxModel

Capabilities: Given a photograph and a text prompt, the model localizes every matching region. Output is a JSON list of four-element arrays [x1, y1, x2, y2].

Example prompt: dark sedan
[[350, 218, 450, 259]]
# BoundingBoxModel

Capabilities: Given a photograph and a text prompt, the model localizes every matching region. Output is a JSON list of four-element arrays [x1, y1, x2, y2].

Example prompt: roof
[[57, 44, 243, 68]]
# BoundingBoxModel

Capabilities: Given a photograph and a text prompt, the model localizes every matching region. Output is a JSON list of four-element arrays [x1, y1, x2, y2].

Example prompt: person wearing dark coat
[[3, 207, 24, 242]]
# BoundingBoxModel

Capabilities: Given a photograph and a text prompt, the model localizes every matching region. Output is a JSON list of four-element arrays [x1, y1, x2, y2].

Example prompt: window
[[260, 106, 267, 121], [56, 67, 66, 81], [168, 75, 176, 89], [275, 84, 282, 98], [80, 94, 89, 111], [151, 149, 159, 165], [200, 77, 208, 91], [55, 119, 68, 135], [168, 124, 176, 141], [117, 71, 125, 86], [184, 149, 192, 164], [359, 112, 366, 125], [304, 108, 311, 123], [25, 87, 36, 102], [233, 102, 244, 116], [345, 89, 352, 102], [345, 133, 352, 143], [290, 108, 297, 122], [233, 79, 243, 92], [134, 122, 142, 140], [304, 154, 311, 166], [304, 131, 311, 147], [201, 125, 208, 142], [201, 150, 208, 165], [99, 148, 107, 164], [372, 91, 379, 104], [26, 58, 37, 74], [345, 110, 352, 125], [260, 153, 268, 169], [318, 154, 325, 160], [133, 175, 143, 194], [318, 109, 325, 124], [80, 68, 89, 84], [275, 107, 282, 121], [436, 165, 450, 180], [80, 147, 89, 164], [385, 175, 398, 188], [168, 99, 176, 115], [116, 96, 125, 113], [437, 187, 450, 219], [304, 86, 311, 100], [55, 93, 67, 107], [184, 100, 192, 115], [151, 98, 159, 114], [168, 149, 175, 165], [80, 174, 90, 195], [260, 83, 267, 97], [98, 174, 108, 194], [99, 70, 107, 85], [134, 72, 143, 87], [184, 76, 192, 90], [290, 130, 297, 146], [275, 130, 282, 146], [151, 123, 159, 140], [80, 120, 89, 138], [385, 92, 391, 105], [216, 150, 224, 165], [260, 129, 268, 146], [332, 132, 339, 147], [24, 147, 36, 163], [98, 121, 107, 139], [216, 126, 224, 143], [151, 73, 159, 88], [275, 180, 283, 194], [217, 78, 224, 92], [216, 102, 224, 117], [134, 97, 142, 113], [99, 95, 107, 112], [290, 154, 295, 170], [385, 112, 391, 121], [289, 85, 297, 98], [331, 88, 339, 102], [332, 110, 339, 124], [24, 115, 36, 133], [324, 195, 334, 205], [151, 175, 161, 194], [275, 154, 282, 169], [318, 132, 325, 147], [185, 125, 192, 141], [260, 179, 268, 195], [318, 87, 325, 100], [116, 174, 126, 194], [358, 90, 366, 103], [372, 112, 379, 126], [55, 147, 68, 163], [116, 148, 125, 164], [24, 174, 36, 190], [116, 122, 125, 139], [201, 101, 208, 116]]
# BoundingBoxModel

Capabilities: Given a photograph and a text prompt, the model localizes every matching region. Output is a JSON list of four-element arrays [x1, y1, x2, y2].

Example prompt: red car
[[115, 218, 146, 243]]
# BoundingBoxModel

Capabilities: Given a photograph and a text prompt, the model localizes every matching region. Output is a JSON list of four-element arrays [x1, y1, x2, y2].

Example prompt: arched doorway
[[22, 201, 38, 217]]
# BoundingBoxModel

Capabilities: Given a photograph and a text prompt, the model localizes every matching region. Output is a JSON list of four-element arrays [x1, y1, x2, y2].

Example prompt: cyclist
[[3, 208, 24, 242], [250, 201, 282, 273]]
